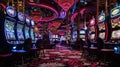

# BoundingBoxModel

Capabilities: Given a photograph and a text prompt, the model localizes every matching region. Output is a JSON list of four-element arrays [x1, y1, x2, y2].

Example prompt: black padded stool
[[101, 49, 114, 64], [82, 45, 89, 58], [89, 47, 98, 62]]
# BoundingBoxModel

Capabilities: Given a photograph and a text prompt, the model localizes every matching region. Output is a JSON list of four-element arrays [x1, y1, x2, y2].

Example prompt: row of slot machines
[[0, 6, 36, 50], [88, 5, 120, 53], [89, 5, 120, 43]]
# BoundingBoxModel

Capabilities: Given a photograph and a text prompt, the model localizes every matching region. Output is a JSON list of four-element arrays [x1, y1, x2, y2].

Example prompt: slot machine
[[73, 30, 77, 42], [79, 29, 86, 41], [89, 17, 96, 42], [0, 6, 17, 53], [110, 5, 120, 53], [4, 6, 17, 44], [110, 5, 120, 44], [30, 20, 35, 43], [16, 12, 25, 44], [98, 11, 108, 41], [24, 17, 30, 39]]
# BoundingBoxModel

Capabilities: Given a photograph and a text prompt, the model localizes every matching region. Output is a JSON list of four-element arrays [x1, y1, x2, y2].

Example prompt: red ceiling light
[[55, 0, 75, 12]]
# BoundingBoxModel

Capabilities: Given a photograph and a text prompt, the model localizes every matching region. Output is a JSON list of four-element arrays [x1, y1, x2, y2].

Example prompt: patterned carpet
[[28, 45, 96, 67]]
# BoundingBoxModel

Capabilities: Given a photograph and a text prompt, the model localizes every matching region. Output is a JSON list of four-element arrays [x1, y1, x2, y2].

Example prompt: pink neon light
[[0, 3, 6, 9], [57, 0, 75, 12], [28, 2, 59, 22], [71, 12, 78, 22]]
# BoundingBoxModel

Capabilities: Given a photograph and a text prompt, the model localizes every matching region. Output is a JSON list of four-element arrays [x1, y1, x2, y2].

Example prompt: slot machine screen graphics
[[25, 26, 30, 39], [4, 19, 16, 40], [79, 30, 85, 40], [90, 34, 95, 40], [98, 23, 106, 39], [111, 30, 120, 39], [30, 28, 34, 40], [17, 24, 24, 40]]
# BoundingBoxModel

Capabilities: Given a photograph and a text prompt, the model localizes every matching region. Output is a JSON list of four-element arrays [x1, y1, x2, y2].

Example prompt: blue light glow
[[110, 6, 120, 18], [6, 6, 16, 17], [98, 11, 106, 22]]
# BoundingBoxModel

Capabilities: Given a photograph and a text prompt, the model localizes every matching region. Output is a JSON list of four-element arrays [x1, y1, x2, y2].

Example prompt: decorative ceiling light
[[55, 0, 75, 12], [60, 10, 66, 18]]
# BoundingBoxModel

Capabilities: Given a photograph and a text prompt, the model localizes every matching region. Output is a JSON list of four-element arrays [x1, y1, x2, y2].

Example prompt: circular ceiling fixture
[[28, 2, 59, 22]]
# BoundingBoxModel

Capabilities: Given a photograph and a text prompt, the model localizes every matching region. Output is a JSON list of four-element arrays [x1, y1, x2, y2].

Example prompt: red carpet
[[28, 45, 97, 67]]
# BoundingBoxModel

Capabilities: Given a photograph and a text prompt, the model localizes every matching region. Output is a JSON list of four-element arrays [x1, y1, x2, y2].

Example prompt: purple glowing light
[[60, 10, 66, 18]]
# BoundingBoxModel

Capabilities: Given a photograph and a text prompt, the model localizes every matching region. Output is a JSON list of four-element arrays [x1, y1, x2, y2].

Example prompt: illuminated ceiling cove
[[28, 2, 59, 22]]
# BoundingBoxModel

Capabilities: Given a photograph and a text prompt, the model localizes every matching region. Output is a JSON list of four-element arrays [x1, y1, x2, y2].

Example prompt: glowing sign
[[98, 11, 105, 22], [26, 18, 30, 26], [6, 6, 16, 17], [31, 20, 35, 26], [80, 30, 85, 34], [18, 12, 25, 22], [111, 6, 120, 18]]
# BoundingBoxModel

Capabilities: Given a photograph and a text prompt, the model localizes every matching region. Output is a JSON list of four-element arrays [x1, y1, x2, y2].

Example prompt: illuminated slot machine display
[[98, 11, 107, 40], [16, 12, 25, 44], [4, 6, 17, 45], [110, 5, 120, 43], [24, 17, 30, 39], [79, 30, 86, 41], [52, 34, 59, 41], [30, 20, 35, 43], [89, 17, 96, 42], [73, 30, 77, 41], [66, 31, 71, 41]]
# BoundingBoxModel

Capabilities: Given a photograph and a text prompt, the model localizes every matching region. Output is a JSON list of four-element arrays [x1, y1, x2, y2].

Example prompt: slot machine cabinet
[[98, 11, 108, 41], [110, 5, 120, 44], [30, 20, 35, 43], [0, 6, 17, 53], [24, 17, 31, 39], [110, 5, 120, 62], [16, 12, 25, 44], [79, 29, 86, 41], [89, 17, 97, 43]]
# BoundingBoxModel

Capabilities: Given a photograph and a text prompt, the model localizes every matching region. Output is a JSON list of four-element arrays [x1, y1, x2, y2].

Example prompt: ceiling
[[0, 0, 118, 34]]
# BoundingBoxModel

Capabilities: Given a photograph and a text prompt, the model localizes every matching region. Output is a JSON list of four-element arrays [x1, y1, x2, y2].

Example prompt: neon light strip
[[105, 23, 108, 41], [28, 2, 59, 22], [0, 3, 6, 9]]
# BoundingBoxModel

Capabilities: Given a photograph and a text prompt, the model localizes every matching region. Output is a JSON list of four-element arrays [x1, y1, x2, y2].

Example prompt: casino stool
[[38, 46, 45, 58], [89, 47, 98, 62], [100, 49, 114, 64], [82, 45, 89, 58]]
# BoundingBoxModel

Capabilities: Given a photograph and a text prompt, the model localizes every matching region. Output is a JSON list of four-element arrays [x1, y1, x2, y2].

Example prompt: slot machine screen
[[52, 35, 58, 38], [73, 31, 77, 39], [111, 18, 120, 28], [5, 19, 16, 40], [89, 26, 95, 33], [30, 28, 34, 40], [80, 30, 85, 34], [99, 32, 105, 39], [98, 23, 105, 31], [17, 24, 24, 40], [79, 35, 85, 39], [25, 26, 30, 39], [111, 30, 120, 39], [90, 34, 95, 40]]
